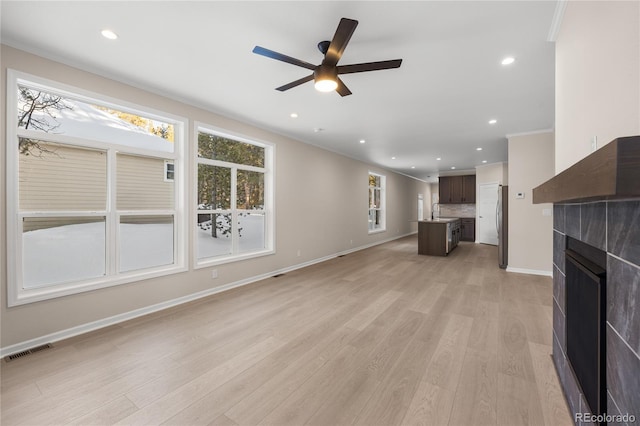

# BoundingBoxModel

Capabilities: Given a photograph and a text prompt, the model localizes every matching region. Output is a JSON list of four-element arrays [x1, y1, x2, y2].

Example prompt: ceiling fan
[[252, 18, 403, 97]]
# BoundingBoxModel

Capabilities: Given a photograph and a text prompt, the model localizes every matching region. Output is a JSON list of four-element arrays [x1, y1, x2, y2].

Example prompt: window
[[164, 161, 175, 181], [6, 70, 186, 305], [368, 172, 386, 232], [195, 125, 274, 266]]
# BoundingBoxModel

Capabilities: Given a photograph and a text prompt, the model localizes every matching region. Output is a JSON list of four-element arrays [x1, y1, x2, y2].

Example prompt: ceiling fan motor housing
[[314, 64, 337, 81], [317, 40, 331, 55]]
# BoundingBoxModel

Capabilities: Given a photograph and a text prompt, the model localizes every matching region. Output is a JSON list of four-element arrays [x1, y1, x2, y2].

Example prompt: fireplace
[[565, 237, 607, 420], [533, 137, 640, 424]]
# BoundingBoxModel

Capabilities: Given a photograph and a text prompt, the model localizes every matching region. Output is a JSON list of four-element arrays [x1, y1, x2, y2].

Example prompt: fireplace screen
[[565, 242, 607, 418]]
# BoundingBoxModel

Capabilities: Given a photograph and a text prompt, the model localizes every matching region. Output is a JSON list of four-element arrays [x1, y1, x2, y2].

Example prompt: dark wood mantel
[[533, 136, 640, 204]]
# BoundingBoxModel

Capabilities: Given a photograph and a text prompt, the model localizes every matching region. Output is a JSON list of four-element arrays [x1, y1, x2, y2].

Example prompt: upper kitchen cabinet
[[462, 175, 476, 203], [439, 175, 476, 204], [439, 176, 453, 204]]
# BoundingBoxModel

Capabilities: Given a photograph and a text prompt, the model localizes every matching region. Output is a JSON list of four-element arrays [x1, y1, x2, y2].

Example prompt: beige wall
[[507, 132, 554, 274], [475, 162, 507, 186], [555, 1, 640, 173], [1, 45, 429, 349]]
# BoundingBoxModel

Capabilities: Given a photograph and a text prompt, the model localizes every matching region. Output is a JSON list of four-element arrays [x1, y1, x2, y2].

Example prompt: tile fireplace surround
[[534, 136, 640, 425]]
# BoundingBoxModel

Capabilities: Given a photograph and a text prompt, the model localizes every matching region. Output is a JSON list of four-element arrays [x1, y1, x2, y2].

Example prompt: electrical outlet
[[211, 269, 218, 279], [297, 249, 301, 257]]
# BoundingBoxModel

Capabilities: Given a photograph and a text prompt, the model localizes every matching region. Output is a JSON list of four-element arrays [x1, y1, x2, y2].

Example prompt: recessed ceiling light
[[451, 166, 456, 170], [391, 156, 396, 160], [359, 139, 366, 144], [501, 57, 515, 65], [489, 119, 497, 125], [313, 127, 323, 133], [476, 147, 483, 151], [482, 160, 487, 163], [436, 157, 441, 161], [290, 113, 298, 118], [101, 29, 118, 40], [411, 166, 416, 169]]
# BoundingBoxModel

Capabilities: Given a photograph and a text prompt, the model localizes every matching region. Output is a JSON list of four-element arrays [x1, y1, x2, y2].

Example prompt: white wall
[[0, 45, 429, 350], [475, 162, 507, 186], [555, 1, 640, 173], [507, 132, 555, 275]]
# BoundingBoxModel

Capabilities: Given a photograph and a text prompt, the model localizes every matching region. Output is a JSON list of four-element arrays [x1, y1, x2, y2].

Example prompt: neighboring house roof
[[22, 97, 175, 153]]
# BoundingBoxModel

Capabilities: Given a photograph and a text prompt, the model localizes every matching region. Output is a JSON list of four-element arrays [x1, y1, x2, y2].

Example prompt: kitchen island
[[418, 218, 461, 256]]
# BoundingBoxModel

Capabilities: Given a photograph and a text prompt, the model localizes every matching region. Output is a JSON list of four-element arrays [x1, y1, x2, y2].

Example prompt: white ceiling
[[1, 1, 557, 182]]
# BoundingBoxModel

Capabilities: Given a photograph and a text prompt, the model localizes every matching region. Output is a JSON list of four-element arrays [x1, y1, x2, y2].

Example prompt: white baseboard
[[506, 266, 552, 277], [0, 232, 415, 358]]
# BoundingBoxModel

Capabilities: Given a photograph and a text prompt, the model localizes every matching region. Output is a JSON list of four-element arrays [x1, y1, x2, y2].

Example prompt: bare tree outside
[[17, 86, 73, 156]]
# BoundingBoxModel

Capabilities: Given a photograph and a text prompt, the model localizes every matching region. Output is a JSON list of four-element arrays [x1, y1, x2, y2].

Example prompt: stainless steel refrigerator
[[497, 185, 508, 269]]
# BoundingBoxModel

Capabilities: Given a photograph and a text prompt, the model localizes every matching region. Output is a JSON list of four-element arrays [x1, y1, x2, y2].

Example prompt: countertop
[[419, 217, 461, 223]]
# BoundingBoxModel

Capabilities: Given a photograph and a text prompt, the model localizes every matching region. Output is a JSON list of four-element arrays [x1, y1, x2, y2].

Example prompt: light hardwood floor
[[1, 237, 573, 425]]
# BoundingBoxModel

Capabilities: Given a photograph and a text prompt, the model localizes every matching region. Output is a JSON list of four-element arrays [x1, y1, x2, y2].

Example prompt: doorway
[[478, 183, 499, 245]]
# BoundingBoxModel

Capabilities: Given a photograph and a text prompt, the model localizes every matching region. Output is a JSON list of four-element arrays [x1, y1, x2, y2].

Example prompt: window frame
[[6, 69, 188, 306], [368, 171, 386, 234], [194, 122, 275, 268]]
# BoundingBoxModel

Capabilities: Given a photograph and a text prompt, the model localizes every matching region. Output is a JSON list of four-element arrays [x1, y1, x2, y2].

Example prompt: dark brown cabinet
[[462, 175, 476, 203], [418, 219, 460, 256], [439, 175, 476, 204], [450, 176, 463, 203], [460, 218, 475, 241], [438, 176, 454, 203], [439, 176, 453, 204]]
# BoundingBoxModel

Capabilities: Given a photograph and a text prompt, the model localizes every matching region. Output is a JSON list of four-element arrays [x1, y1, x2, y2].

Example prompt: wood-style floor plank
[[0, 239, 571, 426], [116, 337, 284, 425], [448, 348, 498, 425], [402, 381, 456, 426], [528, 342, 574, 426], [496, 372, 546, 426]]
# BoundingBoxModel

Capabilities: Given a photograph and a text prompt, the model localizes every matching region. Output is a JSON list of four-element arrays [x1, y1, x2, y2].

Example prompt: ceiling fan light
[[314, 78, 338, 92], [314, 65, 338, 92]]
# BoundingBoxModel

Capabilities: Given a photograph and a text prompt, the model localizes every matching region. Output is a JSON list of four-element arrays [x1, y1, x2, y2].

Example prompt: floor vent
[[273, 273, 285, 278], [5, 344, 52, 362], [338, 255, 346, 258]]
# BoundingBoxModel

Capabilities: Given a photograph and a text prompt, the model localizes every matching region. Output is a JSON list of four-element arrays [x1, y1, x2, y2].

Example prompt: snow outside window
[[195, 126, 273, 266], [7, 70, 186, 306], [368, 172, 386, 233]]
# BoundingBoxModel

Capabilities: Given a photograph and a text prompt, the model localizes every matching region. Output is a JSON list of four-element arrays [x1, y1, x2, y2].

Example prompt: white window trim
[[193, 122, 275, 269], [368, 171, 386, 234], [6, 69, 188, 306]]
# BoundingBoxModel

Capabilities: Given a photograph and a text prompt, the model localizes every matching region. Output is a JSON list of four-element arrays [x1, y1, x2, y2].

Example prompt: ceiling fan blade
[[337, 59, 403, 75], [335, 77, 352, 97], [253, 46, 316, 70], [275, 74, 314, 91], [324, 18, 358, 67]]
